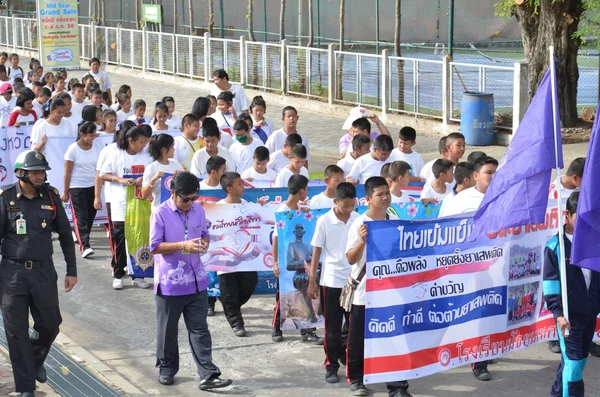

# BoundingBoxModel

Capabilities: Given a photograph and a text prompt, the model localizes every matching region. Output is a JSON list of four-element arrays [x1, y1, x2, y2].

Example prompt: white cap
[[342, 106, 368, 130]]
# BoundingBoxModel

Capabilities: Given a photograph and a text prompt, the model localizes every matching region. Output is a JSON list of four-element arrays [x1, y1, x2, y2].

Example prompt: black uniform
[[0, 182, 77, 393]]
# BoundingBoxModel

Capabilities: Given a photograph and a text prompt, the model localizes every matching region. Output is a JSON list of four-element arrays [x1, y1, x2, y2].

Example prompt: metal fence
[[246, 41, 282, 91], [287, 45, 328, 99], [335, 51, 383, 108], [208, 38, 242, 84]]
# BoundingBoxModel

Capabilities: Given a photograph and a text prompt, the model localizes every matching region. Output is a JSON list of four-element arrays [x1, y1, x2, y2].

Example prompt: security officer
[[0, 150, 77, 397]]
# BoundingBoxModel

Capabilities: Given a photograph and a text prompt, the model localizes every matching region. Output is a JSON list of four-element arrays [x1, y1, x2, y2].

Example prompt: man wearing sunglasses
[[149, 171, 232, 390]]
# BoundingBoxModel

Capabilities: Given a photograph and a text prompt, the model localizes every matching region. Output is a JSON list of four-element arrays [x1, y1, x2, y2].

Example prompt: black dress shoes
[[198, 375, 233, 390], [159, 375, 175, 385], [35, 366, 47, 383]]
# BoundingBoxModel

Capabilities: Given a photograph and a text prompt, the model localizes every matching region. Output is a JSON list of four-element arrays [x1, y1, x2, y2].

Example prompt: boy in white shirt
[[241, 146, 277, 182], [345, 176, 411, 397], [174, 113, 203, 171], [69, 83, 90, 119], [268, 133, 302, 174], [381, 161, 412, 204], [229, 119, 264, 173], [87, 57, 112, 96], [90, 88, 109, 110], [307, 182, 359, 384], [424, 133, 466, 187], [309, 165, 344, 209], [274, 144, 309, 188], [337, 134, 371, 176], [391, 127, 425, 180], [0, 82, 16, 128], [199, 155, 227, 191], [420, 158, 454, 203], [266, 106, 311, 164], [438, 161, 475, 217], [190, 125, 235, 178], [420, 136, 448, 183], [346, 135, 394, 185], [548, 157, 585, 200], [7, 53, 24, 80], [211, 68, 249, 114]]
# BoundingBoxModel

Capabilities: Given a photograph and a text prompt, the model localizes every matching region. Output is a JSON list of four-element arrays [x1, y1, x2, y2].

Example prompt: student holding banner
[[142, 134, 184, 210]]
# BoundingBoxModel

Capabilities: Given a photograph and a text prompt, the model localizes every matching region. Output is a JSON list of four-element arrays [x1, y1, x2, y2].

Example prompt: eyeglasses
[[178, 194, 198, 203]]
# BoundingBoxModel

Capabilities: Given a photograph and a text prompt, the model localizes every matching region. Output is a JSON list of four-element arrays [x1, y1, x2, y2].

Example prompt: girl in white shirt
[[111, 84, 131, 111], [250, 96, 275, 144], [63, 121, 102, 258], [142, 133, 184, 210], [31, 97, 76, 153], [115, 93, 134, 125], [211, 91, 237, 134], [99, 124, 153, 290], [100, 109, 118, 134], [8, 91, 38, 127], [162, 96, 182, 131], [151, 102, 170, 132]]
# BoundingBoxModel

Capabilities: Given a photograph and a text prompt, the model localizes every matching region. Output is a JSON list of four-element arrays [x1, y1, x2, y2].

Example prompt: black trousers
[[110, 221, 128, 279], [347, 304, 409, 394], [0, 259, 62, 393], [320, 286, 348, 371], [155, 289, 221, 380], [70, 187, 97, 252], [218, 271, 258, 329]]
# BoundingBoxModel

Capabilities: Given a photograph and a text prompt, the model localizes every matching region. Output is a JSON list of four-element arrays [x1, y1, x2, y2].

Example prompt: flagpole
[[549, 46, 569, 335]]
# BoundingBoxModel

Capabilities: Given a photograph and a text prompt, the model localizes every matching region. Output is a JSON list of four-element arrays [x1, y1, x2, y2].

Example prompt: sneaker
[[82, 248, 95, 258], [548, 340, 561, 354], [112, 278, 124, 290], [301, 331, 323, 344], [207, 306, 215, 317], [233, 326, 247, 337], [590, 342, 600, 357], [390, 390, 413, 397], [132, 278, 150, 289], [271, 329, 283, 343], [350, 382, 368, 396], [473, 366, 492, 381], [325, 369, 339, 384]]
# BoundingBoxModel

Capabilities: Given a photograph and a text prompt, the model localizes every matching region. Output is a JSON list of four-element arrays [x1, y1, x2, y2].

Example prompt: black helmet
[[14, 150, 51, 172]]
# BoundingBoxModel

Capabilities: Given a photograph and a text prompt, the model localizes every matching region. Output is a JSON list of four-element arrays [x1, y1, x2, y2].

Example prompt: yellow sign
[[36, 0, 80, 69]]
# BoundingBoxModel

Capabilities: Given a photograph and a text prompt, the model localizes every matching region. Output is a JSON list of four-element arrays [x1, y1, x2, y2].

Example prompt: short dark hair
[[217, 91, 235, 104], [380, 163, 391, 178], [182, 113, 200, 128], [374, 135, 394, 152], [203, 125, 220, 139], [57, 92, 71, 102], [212, 68, 229, 80], [474, 156, 499, 173], [566, 191, 579, 214], [233, 119, 249, 132], [282, 106, 297, 118], [71, 82, 84, 91], [467, 151, 487, 164], [432, 159, 455, 178], [238, 113, 253, 125], [191, 97, 210, 118], [92, 88, 103, 97], [89, 57, 100, 66], [290, 144, 307, 159], [566, 157, 585, 178], [220, 172, 242, 193], [335, 182, 357, 201], [438, 136, 448, 153], [352, 134, 371, 151], [171, 171, 199, 196], [31, 81, 43, 89], [202, 117, 218, 129], [324, 164, 344, 178], [388, 161, 412, 181], [398, 127, 416, 142], [288, 174, 309, 195], [253, 146, 270, 161], [39, 87, 52, 98], [446, 132, 465, 146], [284, 133, 302, 147], [365, 176, 389, 197], [206, 155, 226, 174], [454, 161, 475, 185], [352, 118, 371, 133]]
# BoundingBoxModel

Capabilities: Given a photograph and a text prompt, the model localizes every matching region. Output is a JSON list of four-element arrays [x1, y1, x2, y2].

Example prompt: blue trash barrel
[[460, 92, 495, 146]]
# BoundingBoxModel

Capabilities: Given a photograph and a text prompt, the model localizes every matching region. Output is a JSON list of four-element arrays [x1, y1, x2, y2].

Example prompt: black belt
[[5, 259, 49, 269]]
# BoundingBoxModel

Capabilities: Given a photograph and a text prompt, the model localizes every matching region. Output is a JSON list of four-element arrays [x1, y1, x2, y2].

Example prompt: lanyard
[[222, 113, 231, 127], [184, 138, 197, 153]]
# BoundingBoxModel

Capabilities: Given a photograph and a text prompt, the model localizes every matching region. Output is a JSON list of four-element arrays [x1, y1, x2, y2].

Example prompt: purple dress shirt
[[338, 131, 380, 155], [150, 198, 210, 296]]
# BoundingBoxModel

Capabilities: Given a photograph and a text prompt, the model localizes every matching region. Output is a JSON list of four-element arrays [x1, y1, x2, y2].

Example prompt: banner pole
[[549, 46, 569, 335]]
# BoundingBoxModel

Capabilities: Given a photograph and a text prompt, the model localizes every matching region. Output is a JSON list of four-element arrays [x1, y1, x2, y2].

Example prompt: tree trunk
[[514, 0, 583, 127], [395, 0, 404, 110], [307, 0, 313, 48], [248, 0, 256, 41], [279, 0, 286, 41], [208, 0, 214, 35], [188, 0, 194, 35], [335, 0, 345, 101]]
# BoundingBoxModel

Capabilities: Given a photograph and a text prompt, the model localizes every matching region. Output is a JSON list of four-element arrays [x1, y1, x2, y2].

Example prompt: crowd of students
[[3, 55, 595, 396]]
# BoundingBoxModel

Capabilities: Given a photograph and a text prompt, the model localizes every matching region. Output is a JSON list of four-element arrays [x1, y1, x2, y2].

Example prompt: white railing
[[1, 16, 527, 130]]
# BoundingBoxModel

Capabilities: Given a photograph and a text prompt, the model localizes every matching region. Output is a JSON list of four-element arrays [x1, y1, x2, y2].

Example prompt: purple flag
[[469, 67, 563, 241], [571, 103, 600, 271]]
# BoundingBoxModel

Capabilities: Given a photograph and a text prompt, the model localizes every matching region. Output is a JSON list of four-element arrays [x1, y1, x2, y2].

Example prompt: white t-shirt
[[142, 159, 184, 209], [99, 149, 152, 222], [166, 114, 182, 131], [96, 142, 118, 202], [347, 212, 398, 305], [189, 146, 235, 178], [251, 117, 275, 142], [337, 155, 357, 176], [70, 100, 90, 119], [229, 138, 264, 173], [309, 192, 335, 209], [548, 178, 576, 200], [347, 153, 391, 184], [311, 209, 360, 288], [265, 129, 311, 160], [420, 159, 436, 185], [117, 109, 135, 125], [31, 118, 77, 154], [268, 150, 290, 174], [439, 186, 485, 217], [127, 114, 150, 125], [0, 96, 17, 128], [391, 149, 425, 177], [420, 184, 452, 202], [64, 141, 103, 188], [63, 114, 82, 132], [392, 192, 410, 204], [211, 111, 236, 132], [32, 100, 44, 120], [438, 189, 458, 218], [8, 110, 37, 127], [87, 70, 112, 91], [273, 202, 293, 237], [241, 166, 277, 182], [7, 66, 24, 79], [274, 167, 309, 188], [174, 135, 203, 171], [219, 129, 234, 149], [210, 83, 249, 114], [216, 198, 247, 204], [200, 180, 221, 191]]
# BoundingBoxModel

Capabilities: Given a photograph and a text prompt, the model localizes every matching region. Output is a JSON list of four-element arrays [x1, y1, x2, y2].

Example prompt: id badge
[[16, 216, 26, 235]]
